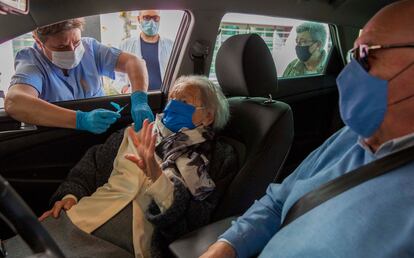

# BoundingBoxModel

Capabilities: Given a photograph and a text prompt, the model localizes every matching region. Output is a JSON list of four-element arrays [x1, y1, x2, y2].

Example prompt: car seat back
[[212, 33, 294, 220]]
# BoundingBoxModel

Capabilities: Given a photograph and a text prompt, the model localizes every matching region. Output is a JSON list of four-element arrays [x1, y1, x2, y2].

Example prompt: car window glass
[[209, 13, 332, 84], [99, 10, 183, 95], [0, 10, 184, 109]]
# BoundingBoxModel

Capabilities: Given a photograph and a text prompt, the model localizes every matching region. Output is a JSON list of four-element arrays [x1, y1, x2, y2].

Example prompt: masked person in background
[[115, 10, 174, 93], [20, 75, 238, 258], [5, 18, 153, 134], [282, 22, 327, 77]]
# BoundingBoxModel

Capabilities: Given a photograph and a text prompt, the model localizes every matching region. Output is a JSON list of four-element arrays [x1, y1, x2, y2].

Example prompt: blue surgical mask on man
[[337, 58, 414, 138], [140, 20, 160, 36], [162, 99, 197, 133], [337, 59, 388, 138]]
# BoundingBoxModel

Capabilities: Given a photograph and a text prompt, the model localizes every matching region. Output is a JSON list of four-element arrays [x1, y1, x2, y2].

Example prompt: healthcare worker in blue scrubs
[[5, 18, 153, 134]]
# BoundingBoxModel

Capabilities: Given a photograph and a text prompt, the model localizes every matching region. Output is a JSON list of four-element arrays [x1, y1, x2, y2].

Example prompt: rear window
[[209, 13, 332, 83]]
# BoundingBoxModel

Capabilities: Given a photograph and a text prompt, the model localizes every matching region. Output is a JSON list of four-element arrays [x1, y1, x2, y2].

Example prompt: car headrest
[[215, 33, 278, 98]]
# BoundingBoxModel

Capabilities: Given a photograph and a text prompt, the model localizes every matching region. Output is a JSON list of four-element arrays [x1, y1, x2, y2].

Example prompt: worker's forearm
[[5, 92, 76, 128], [126, 57, 149, 93]]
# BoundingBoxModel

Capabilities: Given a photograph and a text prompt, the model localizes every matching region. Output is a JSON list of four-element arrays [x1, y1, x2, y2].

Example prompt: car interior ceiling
[[0, 0, 398, 241], [0, 0, 396, 44]]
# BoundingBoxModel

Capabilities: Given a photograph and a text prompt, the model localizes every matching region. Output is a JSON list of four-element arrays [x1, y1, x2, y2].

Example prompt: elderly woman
[[36, 75, 238, 258]]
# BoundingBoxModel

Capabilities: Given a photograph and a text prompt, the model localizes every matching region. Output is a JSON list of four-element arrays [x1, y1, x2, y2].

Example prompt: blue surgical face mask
[[337, 58, 414, 138], [139, 20, 159, 36], [162, 99, 196, 133]]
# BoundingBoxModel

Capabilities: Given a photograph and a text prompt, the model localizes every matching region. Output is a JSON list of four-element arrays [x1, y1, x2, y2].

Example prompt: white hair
[[172, 75, 230, 130]]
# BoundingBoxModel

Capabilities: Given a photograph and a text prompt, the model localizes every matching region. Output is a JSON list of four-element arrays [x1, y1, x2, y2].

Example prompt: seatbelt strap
[[193, 56, 205, 75], [190, 40, 209, 75], [0, 239, 6, 258], [281, 144, 414, 228]]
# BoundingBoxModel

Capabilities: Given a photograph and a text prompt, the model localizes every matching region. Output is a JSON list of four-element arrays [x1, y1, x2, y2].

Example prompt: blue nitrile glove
[[131, 91, 154, 131], [76, 109, 121, 134]]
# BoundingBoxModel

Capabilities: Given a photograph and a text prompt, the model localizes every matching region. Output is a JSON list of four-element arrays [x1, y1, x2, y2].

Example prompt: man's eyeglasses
[[142, 15, 160, 22], [347, 43, 414, 71]]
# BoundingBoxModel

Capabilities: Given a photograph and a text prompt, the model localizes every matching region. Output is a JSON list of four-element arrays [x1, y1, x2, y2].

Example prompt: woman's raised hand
[[125, 119, 162, 182]]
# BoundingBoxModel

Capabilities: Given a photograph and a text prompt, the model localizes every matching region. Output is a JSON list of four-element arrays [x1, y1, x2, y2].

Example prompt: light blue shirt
[[10, 37, 121, 102], [220, 126, 414, 258]]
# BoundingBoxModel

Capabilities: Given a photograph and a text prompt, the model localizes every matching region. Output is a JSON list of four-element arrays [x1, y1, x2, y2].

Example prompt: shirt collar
[[358, 132, 414, 158]]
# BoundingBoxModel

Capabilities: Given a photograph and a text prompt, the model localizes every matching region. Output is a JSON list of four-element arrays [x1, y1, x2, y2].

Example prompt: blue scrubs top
[[10, 37, 121, 102], [221, 126, 414, 258]]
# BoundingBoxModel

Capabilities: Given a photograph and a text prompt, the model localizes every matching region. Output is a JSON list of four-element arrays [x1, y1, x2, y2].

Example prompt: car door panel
[[274, 47, 344, 182], [0, 92, 163, 215], [277, 83, 341, 181]]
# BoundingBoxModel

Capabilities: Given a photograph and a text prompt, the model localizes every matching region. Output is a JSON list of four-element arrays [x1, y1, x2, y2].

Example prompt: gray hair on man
[[172, 75, 230, 130], [296, 22, 327, 49], [138, 10, 160, 16]]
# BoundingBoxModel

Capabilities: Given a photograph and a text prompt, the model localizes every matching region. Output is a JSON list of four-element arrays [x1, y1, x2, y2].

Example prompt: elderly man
[[5, 18, 153, 134], [282, 22, 327, 77], [202, 0, 414, 257], [116, 10, 173, 93]]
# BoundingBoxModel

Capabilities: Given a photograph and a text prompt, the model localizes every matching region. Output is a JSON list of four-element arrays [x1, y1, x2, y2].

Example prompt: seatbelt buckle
[[263, 94, 276, 104]]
